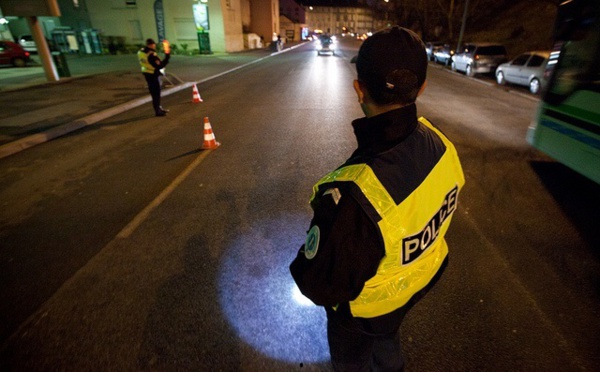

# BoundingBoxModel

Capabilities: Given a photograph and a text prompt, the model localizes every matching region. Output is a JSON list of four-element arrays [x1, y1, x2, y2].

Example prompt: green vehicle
[[527, 0, 600, 184]]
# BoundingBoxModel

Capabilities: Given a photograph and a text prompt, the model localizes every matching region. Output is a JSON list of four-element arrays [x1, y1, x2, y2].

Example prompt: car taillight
[[25, 52, 30, 57]]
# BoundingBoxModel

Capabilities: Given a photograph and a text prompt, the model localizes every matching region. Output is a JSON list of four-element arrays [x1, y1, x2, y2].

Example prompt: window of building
[[128, 20, 143, 41], [175, 18, 196, 40]]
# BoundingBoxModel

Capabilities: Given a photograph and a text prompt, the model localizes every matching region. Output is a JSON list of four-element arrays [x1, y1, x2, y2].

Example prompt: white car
[[495, 51, 550, 94], [433, 44, 454, 65], [425, 42, 444, 61], [452, 43, 508, 77], [18, 35, 37, 53]]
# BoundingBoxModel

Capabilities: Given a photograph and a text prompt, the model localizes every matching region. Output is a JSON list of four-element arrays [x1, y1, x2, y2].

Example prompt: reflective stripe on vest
[[138, 50, 155, 74], [310, 117, 465, 318]]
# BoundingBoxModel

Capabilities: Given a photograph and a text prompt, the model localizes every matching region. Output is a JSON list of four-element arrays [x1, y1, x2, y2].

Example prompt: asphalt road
[[0, 39, 599, 371]]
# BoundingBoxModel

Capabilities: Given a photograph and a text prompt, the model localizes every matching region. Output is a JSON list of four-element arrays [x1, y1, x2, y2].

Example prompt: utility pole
[[27, 16, 59, 82], [456, 0, 470, 54]]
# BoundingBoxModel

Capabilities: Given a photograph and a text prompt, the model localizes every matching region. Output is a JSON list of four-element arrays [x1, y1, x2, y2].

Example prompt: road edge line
[[116, 149, 211, 239]]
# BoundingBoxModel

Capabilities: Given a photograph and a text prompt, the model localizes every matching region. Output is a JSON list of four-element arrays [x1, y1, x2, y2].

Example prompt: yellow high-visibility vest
[[310, 117, 465, 318], [138, 49, 156, 74]]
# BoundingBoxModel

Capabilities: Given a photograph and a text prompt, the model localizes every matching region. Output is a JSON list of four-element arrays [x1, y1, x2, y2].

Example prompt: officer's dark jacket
[[290, 103, 458, 310]]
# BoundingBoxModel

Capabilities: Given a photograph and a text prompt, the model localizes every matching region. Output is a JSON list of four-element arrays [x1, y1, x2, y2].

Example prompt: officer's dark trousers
[[143, 73, 162, 114], [326, 257, 448, 372]]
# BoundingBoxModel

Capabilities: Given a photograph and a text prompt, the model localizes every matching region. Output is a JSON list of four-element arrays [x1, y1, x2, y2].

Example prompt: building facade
[[0, 0, 282, 53], [85, 0, 279, 53], [304, 5, 385, 36], [279, 0, 305, 41]]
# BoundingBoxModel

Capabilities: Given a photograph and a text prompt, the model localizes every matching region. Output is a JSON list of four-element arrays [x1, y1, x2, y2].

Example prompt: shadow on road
[[530, 160, 600, 252]]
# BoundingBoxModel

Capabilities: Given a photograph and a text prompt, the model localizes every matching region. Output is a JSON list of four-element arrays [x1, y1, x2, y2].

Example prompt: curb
[[429, 61, 540, 103], [0, 43, 307, 160], [0, 83, 190, 160]]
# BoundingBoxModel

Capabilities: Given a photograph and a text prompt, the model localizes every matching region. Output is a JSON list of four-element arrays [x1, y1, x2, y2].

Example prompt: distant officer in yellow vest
[[290, 26, 465, 371], [138, 38, 171, 116]]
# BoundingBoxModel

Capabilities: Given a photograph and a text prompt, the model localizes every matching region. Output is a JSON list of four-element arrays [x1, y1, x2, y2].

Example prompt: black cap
[[354, 26, 427, 95], [146, 38, 156, 45]]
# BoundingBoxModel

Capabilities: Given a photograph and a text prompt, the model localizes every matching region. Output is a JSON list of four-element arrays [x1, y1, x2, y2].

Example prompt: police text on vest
[[401, 186, 458, 265]]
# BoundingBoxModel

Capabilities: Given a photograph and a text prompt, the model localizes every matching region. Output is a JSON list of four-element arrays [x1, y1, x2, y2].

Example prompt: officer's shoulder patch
[[304, 225, 320, 259], [323, 187, 342, 205]]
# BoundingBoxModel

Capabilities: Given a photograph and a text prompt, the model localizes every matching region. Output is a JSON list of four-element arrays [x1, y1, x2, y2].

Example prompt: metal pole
[[456, 0, 470, 54], [26, 16, 59, 82]]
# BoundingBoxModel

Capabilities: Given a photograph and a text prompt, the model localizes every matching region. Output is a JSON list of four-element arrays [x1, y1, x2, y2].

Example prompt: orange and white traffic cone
[[192, 83, 203, 103], [201, 117, 220, 150]]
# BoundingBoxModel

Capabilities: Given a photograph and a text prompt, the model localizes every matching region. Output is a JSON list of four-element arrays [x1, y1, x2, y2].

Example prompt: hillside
[[463, 1, 558, 57]]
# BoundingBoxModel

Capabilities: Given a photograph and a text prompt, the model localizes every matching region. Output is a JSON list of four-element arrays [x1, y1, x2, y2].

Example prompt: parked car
[[495, 51, 551, 94], [452, 43, 508, 77], [433, 44, 454, 65], [0, 40, 31, 67], [316, 35, 336, 56], [18, 35, 37, 52], [425, 41, 444, 61]]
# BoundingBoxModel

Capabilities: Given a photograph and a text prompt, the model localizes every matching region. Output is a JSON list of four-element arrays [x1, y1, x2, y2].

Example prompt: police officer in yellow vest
[[138, 38, 171, 116], [290, 26, 465, 371]]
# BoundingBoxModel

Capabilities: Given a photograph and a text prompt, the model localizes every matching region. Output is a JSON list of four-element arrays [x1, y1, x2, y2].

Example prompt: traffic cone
[[202, 117, 220, 150], [192, 83, 203, 103]]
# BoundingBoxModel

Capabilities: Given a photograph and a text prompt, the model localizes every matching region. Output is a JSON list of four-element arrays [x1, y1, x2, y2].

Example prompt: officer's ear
[[417, 80, 427, 97], [353, 79, 366, 104]]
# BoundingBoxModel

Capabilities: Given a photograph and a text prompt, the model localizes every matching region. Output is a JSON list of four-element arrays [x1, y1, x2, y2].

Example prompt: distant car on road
[[452, 43, 508, 77], [316, 35, 336, 56], [0, 40, 31, 67], [495, 51, 550, 94], [433, 44, 454, 65], [18, 35, 37, 53]]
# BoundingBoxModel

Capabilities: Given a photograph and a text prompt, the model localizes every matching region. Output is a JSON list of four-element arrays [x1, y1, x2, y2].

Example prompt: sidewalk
[[0, 42, 305, 159]]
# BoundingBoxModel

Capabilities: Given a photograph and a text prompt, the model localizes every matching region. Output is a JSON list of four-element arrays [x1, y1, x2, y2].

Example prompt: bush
[[102, 36, 128, 54]]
